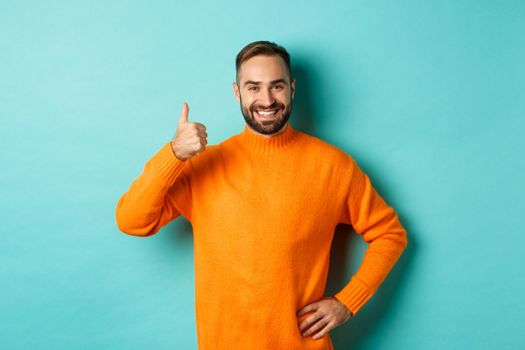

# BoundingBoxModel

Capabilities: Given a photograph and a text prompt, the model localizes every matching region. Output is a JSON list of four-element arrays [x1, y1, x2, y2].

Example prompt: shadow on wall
[[289, 56, 323, 134]]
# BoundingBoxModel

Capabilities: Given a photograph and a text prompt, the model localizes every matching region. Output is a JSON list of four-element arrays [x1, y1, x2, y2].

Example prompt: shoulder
[[296, 131, 358, 194], [298, 130, 356, 167]]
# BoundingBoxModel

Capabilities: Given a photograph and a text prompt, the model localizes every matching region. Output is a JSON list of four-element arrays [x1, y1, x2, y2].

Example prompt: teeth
[[256, 110, 276, 116]]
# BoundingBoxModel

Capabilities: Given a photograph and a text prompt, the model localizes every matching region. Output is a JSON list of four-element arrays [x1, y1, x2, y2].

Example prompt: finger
[[312, 322, 334, 340], [298, 312, 323, 333], [192, 122, 207, 131], [179, 102, 189, 125], [297, 302, 320, 317], [302, 317, 329, 337]]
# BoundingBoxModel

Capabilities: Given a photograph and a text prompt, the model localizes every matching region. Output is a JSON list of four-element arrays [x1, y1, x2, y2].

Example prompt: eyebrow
[[243, 79, 287, 87]]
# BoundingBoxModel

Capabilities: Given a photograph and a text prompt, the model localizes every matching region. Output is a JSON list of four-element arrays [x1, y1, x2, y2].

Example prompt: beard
[[239, 94, 294, 135]]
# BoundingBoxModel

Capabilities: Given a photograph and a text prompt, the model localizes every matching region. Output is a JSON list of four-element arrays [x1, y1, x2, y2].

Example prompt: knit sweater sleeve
[[333, 157, 408, 316], [115, 141, 193, 237]]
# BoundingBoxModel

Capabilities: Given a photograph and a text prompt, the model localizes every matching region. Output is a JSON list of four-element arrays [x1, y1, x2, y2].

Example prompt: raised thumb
[[179, 102, 189, 125]]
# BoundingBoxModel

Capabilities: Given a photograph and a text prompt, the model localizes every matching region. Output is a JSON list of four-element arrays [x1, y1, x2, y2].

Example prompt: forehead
[[238, 55, 288, 84]]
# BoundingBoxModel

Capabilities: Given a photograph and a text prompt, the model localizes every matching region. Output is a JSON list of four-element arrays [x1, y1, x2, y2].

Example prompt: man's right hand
[[171, 102, 208, 161]]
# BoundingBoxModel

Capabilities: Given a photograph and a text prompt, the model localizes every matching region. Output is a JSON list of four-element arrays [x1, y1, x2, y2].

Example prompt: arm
[[115, 102, 206, 237], [334, 157, 408, 316], [115, 141, 193, 237]]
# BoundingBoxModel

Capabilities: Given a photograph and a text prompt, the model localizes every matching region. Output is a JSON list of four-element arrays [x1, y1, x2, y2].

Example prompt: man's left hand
[[296, 296, 353, 340]]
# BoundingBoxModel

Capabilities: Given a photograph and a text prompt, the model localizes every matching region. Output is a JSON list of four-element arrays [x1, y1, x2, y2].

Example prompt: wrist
[[170, 142, 187, 161], [332, 295, 353, 317]]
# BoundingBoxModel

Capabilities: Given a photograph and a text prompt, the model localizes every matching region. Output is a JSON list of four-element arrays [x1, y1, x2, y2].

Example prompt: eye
[[248, 86, 258, 91], [273, 85, 284, 90]]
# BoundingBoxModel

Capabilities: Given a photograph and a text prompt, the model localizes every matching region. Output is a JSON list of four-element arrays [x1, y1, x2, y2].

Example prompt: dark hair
[[235, 40, 292, 84]]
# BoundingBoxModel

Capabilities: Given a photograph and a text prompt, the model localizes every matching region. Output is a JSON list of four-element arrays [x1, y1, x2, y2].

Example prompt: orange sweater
[[116, 122, 407, 350]]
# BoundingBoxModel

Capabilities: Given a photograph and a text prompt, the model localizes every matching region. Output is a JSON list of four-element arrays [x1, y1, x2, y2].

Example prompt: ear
[[290, 78, 296, 99], [232, 82, 240, 102]]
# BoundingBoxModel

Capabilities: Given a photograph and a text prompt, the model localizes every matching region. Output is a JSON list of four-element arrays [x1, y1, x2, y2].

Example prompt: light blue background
[[1, 1, 524, 349]]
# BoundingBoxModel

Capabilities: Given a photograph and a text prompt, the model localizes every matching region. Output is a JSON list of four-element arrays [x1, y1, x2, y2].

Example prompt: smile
[[254, 109, 281, 119]]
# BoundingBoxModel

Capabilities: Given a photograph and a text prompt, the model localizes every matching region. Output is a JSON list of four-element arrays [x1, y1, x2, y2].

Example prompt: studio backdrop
[[1, 1, 524, 349]]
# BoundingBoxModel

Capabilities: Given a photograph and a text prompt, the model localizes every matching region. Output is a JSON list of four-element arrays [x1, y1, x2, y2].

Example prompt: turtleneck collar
[[237, 122, 300, 154]]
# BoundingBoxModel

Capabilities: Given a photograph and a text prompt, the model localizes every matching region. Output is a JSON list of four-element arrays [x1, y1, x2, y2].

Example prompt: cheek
[[277, 91, 291, 100], [247, 100, 257, 109], [278, 96, 291, 106], [244, 103, 255, 113]]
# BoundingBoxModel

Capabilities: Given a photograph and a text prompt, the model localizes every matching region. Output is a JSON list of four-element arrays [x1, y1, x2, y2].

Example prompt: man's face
[[233, 55, 295, 136]]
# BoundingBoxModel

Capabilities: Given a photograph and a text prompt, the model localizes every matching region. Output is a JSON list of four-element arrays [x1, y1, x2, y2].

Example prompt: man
[[116, 40, 407, 350]]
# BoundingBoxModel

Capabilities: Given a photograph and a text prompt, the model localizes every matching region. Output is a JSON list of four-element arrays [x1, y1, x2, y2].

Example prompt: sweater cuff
[[146, 141, 187, 185], [333, 276, 374, 317]]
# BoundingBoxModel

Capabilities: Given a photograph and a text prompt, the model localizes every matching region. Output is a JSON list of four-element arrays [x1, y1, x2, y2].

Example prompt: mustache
[[251, 102, 284, 110]]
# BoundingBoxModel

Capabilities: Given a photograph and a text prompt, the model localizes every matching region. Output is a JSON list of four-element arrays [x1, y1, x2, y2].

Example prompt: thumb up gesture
[[171, 102, 208, 161]]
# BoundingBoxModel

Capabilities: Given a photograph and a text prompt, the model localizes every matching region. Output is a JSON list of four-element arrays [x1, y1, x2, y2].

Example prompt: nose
[[259, 87, 275, 107]]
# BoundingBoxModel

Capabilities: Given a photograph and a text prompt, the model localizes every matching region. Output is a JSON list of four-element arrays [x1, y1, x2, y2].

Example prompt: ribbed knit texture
[[116, 122, 407, 350]]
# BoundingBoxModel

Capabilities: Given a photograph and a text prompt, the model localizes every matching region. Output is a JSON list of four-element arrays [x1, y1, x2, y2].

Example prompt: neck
[[238, 121, 299, 154], [245, 122, 288, 138]]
